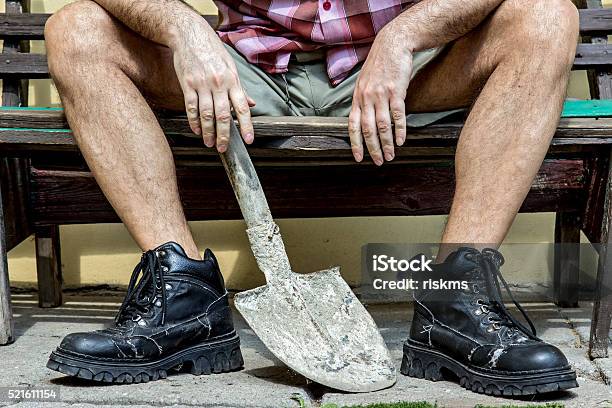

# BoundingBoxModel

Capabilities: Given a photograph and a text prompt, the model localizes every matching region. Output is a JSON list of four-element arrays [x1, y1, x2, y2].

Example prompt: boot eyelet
[[137, 319, 147, 327], [474, 309, 483, 316], [481, 305, 489, 314], [157, 250, 167, 257], [162, 266, 169, 272], [132, 315, 142, 322], [473, 285, 479, 293], [475, 299, 484, 305], [486, 326, 495, 333], [155, 299, 162, 307], [165, 283, 172, 291]]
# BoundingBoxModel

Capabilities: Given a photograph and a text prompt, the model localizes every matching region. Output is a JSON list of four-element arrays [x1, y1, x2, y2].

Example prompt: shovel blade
[[235, 267, 396, 392]]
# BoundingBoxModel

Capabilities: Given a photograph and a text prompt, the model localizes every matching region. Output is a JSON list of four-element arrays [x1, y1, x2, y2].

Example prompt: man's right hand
[[170, 21, 254, 153]]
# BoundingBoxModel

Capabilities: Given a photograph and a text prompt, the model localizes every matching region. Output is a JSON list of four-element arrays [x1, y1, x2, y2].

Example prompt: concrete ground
[[1, 292, 611, 408]]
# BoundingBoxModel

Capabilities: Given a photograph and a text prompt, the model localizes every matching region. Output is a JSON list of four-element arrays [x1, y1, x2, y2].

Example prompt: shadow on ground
[[1, 292, 610, 408]]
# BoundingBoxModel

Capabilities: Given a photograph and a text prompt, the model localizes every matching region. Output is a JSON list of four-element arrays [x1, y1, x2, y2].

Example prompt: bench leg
[[0, 240, 13, 345], [0, 185, 14, 345], [589, 239, 612, 358], [554, 211, 581, 308], [35, 226, 62, 308], [589, 148, 612, 359]]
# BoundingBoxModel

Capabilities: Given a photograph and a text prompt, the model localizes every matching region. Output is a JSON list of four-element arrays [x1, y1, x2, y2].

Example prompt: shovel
[[219, 123, 396, 392]]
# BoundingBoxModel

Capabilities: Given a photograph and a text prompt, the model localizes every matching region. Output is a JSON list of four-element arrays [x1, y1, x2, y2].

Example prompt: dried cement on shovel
[[220, 123, 396, 393], [237, 222, 397, 392]]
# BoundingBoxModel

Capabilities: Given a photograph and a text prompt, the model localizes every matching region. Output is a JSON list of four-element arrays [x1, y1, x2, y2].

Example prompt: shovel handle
[[220, 124, 293, 281], [220, 123, 274, 229]]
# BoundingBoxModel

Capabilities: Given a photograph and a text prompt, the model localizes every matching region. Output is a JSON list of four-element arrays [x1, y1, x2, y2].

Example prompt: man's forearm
[[91, 0, 215, 49], [389, 0, 505, 52]]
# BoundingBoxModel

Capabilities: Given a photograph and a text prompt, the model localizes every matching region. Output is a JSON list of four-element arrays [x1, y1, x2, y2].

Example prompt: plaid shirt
[[214, 1, 418, 85]]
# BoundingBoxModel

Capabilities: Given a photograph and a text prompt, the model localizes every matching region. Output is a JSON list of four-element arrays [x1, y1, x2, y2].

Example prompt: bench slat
[[0, 13, 47, 39], [28, 158, 586, 225], [0, 13, 218, 39], [575, 43, 612, 68], [1, 107, 612, 150], [2, 119, 612, 153], [0, 12, 608, 77], [1, 106, 612, 128], [580, 8, 612, 35], [0, 53, 47, 78], [0, 10, 609, 38], [0, 44, 607, 79]]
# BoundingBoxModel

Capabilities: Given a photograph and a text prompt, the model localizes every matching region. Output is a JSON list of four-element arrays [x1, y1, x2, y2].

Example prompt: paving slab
[[0, 293, 610, 408]]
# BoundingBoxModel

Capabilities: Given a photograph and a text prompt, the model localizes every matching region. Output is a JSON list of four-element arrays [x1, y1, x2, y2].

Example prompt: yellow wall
[[5, 0, 600, 291]]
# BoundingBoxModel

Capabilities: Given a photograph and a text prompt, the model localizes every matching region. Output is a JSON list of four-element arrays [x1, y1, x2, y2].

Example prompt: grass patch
[[320, 403, 437, 408], [475, 404, 565, 408]]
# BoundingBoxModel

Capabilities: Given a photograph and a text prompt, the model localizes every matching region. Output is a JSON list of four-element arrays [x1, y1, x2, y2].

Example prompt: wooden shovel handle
[[220, 123, 274, 230]]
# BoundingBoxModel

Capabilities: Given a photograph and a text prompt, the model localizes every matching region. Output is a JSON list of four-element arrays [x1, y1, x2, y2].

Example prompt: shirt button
[[323, 1, 331, 11]]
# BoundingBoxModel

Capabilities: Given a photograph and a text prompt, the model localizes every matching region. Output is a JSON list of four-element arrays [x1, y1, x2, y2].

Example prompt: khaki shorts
[[225, 44, 462, 127]]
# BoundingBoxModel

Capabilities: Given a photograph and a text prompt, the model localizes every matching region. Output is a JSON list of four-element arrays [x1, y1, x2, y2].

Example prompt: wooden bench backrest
[[1, 0, 612, 107]]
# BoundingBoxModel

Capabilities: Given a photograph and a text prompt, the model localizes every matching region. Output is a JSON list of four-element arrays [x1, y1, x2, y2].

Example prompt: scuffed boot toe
[[492, 342, 571, 373]]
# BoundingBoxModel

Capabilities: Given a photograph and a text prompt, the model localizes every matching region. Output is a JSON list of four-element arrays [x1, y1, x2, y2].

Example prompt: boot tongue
[[436, 247, 481, 279], [481, 247, 505, 267], [441, 247, 479, 263], [154, 241, 188, 258]]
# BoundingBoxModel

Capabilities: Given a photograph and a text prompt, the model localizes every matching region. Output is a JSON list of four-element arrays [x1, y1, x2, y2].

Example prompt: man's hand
[[349, 26, 413, 165], [348, 0, 505, 165], [171, 22, 255, 152]]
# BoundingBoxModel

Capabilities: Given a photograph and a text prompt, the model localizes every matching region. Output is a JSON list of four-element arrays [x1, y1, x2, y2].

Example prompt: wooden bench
[[2, 0, 612, 359]]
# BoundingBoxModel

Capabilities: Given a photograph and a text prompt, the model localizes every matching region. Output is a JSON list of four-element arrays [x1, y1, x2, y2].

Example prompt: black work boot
[[401, 247, 577, 396], [47, 242, 243, 383]]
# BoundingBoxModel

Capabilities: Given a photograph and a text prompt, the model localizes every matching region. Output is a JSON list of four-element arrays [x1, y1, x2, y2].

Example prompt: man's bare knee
[[45, 0, 117, 82], [497, 0, 579, 70]]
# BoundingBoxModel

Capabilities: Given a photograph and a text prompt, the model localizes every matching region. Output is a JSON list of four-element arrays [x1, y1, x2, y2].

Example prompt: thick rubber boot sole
[[47, 334, 243, 384], [401, 341, 578, 396]]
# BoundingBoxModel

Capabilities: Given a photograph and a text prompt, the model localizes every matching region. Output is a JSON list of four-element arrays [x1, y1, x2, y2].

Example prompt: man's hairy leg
[[392, 0, 579, 390], [45, 1, 199, 258], [403, 0, 579, 259]]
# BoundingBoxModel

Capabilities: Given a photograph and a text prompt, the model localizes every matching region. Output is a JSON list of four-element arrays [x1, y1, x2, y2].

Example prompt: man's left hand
[[349, 26, 414, 165]]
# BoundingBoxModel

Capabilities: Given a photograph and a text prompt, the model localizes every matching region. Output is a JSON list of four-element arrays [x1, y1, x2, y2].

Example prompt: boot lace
[[115, 250, 168, 326], [471, 248, 539, 340]]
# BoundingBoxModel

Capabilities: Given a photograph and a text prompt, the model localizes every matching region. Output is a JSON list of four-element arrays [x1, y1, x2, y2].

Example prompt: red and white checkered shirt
[[214, 1, 418, 85]]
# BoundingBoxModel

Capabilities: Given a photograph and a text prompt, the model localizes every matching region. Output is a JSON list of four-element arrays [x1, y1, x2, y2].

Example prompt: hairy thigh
[[404, 0, 578, 113], [45, 0, 186, 111]]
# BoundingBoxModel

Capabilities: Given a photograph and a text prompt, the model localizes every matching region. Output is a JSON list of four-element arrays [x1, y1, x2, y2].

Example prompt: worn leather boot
[[47, 242, 243, 383], [402, 247, 577, 396]]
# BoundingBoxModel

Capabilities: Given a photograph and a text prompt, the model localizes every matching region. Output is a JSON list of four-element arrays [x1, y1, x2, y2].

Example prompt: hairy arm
[[91, 0, 213, 49], [89, 0, 254, 153], [390, 0, 505, 52]]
